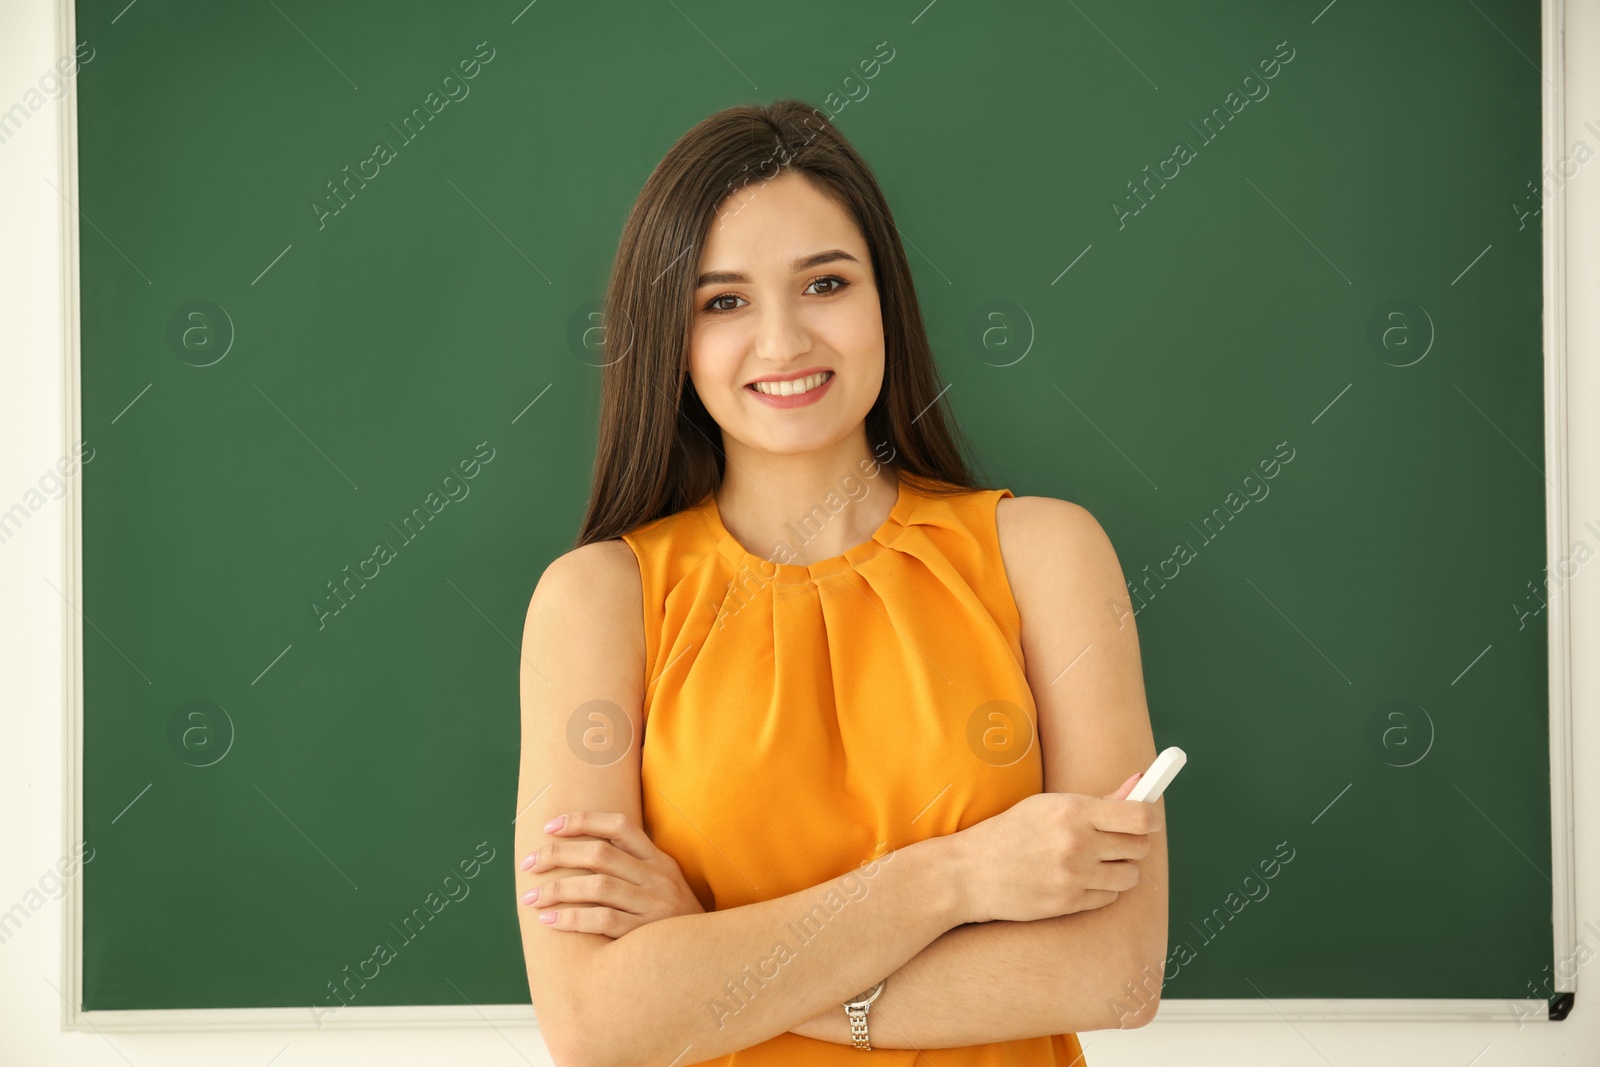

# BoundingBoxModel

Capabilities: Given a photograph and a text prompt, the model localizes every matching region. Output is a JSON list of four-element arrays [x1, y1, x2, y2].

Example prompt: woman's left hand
[[521, 810, 706, 937]]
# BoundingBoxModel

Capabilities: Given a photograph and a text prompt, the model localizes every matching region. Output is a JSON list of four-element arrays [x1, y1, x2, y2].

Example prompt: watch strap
[[842, 979, 885, 1050]]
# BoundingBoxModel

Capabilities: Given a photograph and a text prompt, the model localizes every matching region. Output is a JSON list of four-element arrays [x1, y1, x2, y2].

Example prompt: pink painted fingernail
[[521, 886, 540, 905], [539, 911, 557, 924], [544, 815, 565, 833], [521, 852, 537, 870]]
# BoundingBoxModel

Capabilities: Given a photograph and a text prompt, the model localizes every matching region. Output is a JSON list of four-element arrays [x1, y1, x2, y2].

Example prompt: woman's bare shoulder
[[527, 539, 644, 653], [995, 494, 1124, 611], [538, 538, 641, 592], [995, 493, 1107, 555]]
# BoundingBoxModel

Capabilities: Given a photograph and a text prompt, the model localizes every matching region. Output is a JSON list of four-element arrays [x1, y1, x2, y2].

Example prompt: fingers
[[1074, 888, 1124, 911], [536, 905, 639, 938], [1050, 790, 1162, 837], [1105, 772, 1143, 801], [525, 838, 648, 882], [542, 810, 656, 860], [1068, 860, 1140, 899], [528, 872, 646, 914], [1095, 859, 1143, 893], [1082, 796, 1164, 836], [1085, 831, 1152, 864], [522, 808, 657, 874]]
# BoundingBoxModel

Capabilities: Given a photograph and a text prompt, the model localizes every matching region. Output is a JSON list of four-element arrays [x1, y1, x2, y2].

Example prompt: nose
[[751, 297, 812, 366]]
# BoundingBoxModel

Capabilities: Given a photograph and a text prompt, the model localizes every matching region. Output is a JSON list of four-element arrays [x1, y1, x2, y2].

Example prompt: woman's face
[[687, 171, 884, 459]]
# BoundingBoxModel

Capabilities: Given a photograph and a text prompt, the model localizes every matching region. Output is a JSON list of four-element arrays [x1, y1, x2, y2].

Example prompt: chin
[[732, 420, 859, 456]]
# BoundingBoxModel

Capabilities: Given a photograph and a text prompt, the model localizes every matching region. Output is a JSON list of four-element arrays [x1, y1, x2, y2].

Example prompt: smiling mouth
[[747, 370, 835, 397]]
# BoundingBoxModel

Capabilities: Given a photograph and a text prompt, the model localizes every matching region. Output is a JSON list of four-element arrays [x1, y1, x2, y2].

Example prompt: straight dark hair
[[575, 98, 993, 549]]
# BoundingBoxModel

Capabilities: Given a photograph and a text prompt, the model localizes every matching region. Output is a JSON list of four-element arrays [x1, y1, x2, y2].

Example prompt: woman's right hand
[[946, 771, 1162, 924]]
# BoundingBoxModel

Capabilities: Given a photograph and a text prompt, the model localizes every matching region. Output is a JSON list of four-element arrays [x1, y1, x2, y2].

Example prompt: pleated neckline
[[697, 476, 915, 584]]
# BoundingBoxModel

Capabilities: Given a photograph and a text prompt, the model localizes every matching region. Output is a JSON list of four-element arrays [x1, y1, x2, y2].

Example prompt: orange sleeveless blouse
[[620, 475, 1087, 1066]]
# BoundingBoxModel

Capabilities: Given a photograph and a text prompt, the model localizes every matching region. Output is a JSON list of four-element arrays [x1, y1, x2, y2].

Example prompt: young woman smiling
[[513, 99, 1167, 1066]]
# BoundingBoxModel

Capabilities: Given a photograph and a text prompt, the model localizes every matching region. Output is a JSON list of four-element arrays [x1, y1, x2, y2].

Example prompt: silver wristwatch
[[842, 979, 885, 1050]]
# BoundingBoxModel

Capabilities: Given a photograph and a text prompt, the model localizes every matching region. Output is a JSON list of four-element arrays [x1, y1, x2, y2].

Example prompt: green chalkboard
[[79, 0, 1551, 1012]]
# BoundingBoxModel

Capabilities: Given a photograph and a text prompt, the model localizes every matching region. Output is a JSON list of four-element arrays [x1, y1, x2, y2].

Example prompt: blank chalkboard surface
[[76, 0, 1553, 1015]]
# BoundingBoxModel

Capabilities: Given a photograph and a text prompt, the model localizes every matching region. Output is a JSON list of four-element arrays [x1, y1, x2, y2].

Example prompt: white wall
[[2, 0, 1595, 1062]]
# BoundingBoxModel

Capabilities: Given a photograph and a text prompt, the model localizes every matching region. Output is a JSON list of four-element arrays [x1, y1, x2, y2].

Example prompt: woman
[[514, 99, 1167, 1066]]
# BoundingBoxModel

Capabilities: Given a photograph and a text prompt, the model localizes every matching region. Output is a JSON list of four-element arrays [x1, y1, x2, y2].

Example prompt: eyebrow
[[695, 249, 861, 288]]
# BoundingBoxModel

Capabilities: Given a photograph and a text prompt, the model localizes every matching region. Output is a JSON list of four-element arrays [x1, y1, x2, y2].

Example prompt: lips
[[744, 365, 835, 387], [744, 369, 837, 408], [746, 370, 834, 397]]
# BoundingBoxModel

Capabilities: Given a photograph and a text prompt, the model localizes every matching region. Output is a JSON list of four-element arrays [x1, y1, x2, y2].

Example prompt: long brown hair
[[575, 98, 992, 548]]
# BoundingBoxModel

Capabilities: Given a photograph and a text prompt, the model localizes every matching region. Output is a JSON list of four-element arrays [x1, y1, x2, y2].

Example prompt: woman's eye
[[703, 277, 849, 314], [807, 276, 849, 296], [706, 294, 747, 313]]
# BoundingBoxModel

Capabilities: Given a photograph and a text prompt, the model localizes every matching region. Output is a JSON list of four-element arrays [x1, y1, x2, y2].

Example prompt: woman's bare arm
[[790, 494, 1170, 1046], [515, 542, 973, 1067], [786, 907, 1163, 1047]]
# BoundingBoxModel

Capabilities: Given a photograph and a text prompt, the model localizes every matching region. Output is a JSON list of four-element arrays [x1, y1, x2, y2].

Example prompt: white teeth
[[751, 371, 832, 397]]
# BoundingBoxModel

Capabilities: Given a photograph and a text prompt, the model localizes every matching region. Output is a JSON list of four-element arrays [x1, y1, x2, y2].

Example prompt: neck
[[713, 437, 898, 567]]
